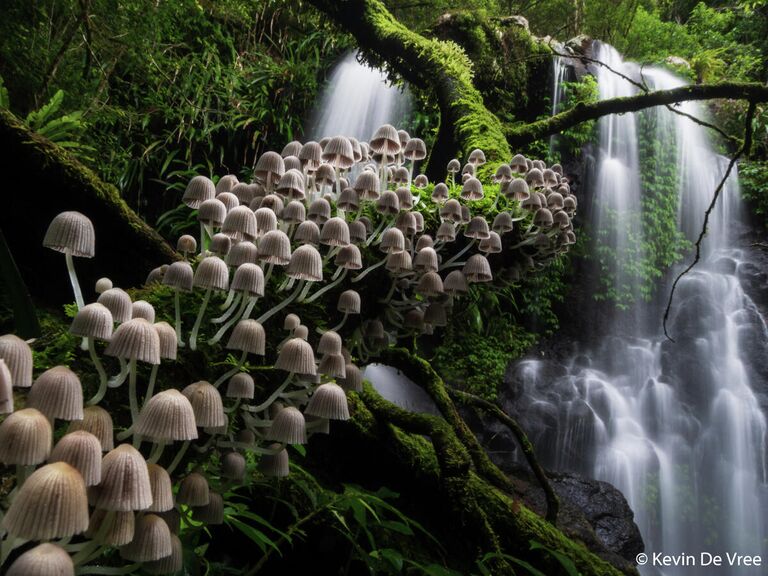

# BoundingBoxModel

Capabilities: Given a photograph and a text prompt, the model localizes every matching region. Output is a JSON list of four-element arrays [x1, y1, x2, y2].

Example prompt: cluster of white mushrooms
[[0, 124, 576, 574]]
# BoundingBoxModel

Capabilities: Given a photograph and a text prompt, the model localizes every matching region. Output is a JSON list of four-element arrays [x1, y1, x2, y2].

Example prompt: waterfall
[[512, 43, 768, 574], [549, 55, 570, 153], [305, 50, 412, 142]]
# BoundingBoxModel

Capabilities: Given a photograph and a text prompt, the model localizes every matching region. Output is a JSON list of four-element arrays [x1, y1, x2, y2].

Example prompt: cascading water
[[511, 43, 768, 574], [305, 50, 411, 141], [549, 55, 570, 153]]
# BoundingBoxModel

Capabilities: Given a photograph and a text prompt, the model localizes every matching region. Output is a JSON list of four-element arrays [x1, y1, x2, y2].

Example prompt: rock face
[[461, 407, 644, 571]]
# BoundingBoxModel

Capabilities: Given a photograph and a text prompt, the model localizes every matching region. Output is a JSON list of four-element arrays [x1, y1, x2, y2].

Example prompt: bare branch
[[662, 101, 757, 341]]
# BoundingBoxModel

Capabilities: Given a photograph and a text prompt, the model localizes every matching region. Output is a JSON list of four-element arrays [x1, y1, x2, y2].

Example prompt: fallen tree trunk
[[0, 109, 179, 307]]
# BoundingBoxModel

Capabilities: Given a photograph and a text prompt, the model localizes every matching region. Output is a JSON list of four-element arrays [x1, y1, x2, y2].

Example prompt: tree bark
[[0, 109, 180, 306]]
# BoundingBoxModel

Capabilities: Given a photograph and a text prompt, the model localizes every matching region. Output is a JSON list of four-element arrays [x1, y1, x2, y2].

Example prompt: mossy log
[[0, 109, 179, 306], [307, 0, 517, 178], [308, 348, 637, 576]]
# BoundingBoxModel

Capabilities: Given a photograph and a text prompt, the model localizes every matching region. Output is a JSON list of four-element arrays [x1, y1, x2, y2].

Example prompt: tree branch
[[507, 83, 767, 148], [662, 101, 757, 341], [447, 387, 559, 524]]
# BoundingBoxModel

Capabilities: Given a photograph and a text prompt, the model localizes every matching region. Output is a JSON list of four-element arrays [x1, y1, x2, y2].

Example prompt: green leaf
[[226, 517, 281, 556]]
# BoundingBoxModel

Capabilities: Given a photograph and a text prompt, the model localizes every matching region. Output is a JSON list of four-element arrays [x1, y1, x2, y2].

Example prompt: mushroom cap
[[348, 220, 367, 244], [29, 366, 83, 421], [287, 245, 323, 282], [465, 216, 491, 240], [320, 217, 350, 247], [318, 353, 346, 378], [283, 313, 301, 331], [510, 153, 527, 170], [317, 330, 342, 356], [192, 491, 224, 524], [505, 177, 530, 201], [463, 254, 493, 283], [163, 261, 194, 292], [136, 390, 198, 442], [193, 255, 229, 291], [314, 162, 335, 186], [526, 167, 545, 187], [338, 363, 363, 392], [444, 270, 469, 295], [308, 198, 332, 224], [221, 206, 258, 242], [257, 230, 291, 265], [226, 372, 255, 399], [0, 359, 11, 413], [292, 222, 321, 247], [147, 464, 174, 513], [0, 407, 53, 465], [97, 288, 133, 323], [492, 212, 514, 234], [306, 383, 349, 420], [6, 543, 75, 576], [385, 250, 412, 274], [182, 176, 216, 209], [87, 509, 135, 546], [221, 451, 247, 481], [439, 199, 462, 222], [93, 444, 152, 511], [267, 407, 306, 444], [260, 193, 285, 215], [495, 163, 513, 182], [119, 513, 172, 562], [258, 444, 290, 477], [131, 300, 156, 323], [143, 533, 183, 575], [275, 338, 316, 376], [547, 191, 565, 210], [231, 262, 265, 297], [293, 325, 310, 340], [177, 472, 210, 507], [431, 182, 449, 204], [282, 200, 306, 224], [460, 177, 484, 201], [215, 174, 239, 194], [182, 381, 227, 428], [380, 227, 405, 254], [322, 136, 355, 169], [105, 318, 160, 365], [226, 319, 266, 355], [414, 247, 439, 273], [370, 124, 401, 155], [447, 158, 461, 172], [436, 221, 456, 243], [197, 198, 227, 227], [353, 170, 380, 200], [395, 187, 414, 210], [70, 303, 113, 341], [468, 148, 486, 165], [335, 244, 362, 270], [276, 169, 306, 201], [534, 207, 554, 228], [153, 322, 178, 360], [404, 308, 424, 330], [416, 271, 444, 298], [49, 431, 102, 486], [337, 289, 361, 314], [3, 462, 89, 540], [281, 140, 303, 158], [404, 137, 427, 160], [416, 234, 434, 251], [43, 211, 95, 257], [231, 183, 256, 205], [68, 405, 114, 451], [338, 187, 360, 211], [176, 234, 198, 253], [254, 151, 285, 183], [209, 233, 231, 257], [254, 207, 278, 236], [217, 191, 240, 212], [299, 141, 323, 170], [0, 333, 34, 387]]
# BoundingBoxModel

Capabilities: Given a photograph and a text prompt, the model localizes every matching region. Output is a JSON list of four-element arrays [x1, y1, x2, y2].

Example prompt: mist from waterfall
[[305, 50, 411, 142], [514, 42, 768, 575]]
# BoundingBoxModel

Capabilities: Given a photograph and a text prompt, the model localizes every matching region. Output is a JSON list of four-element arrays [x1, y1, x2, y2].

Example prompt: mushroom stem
[[380, 278, 399, 304], [147, 441, 165, 464], [87, 337, 109, 405], [244, 373, 295, 413], [331, 265, 346, 281], [241, 295, 260, 320], [263, 262, 275, 285], [440, 239, 477, 269], [213, 350, 248, 388], [302, 269, 347, 304], [108, 358, 129, 388], [166, 440, 190, 475], [65, 248, 85, 310], [212, 292, 242, 324], [255, 281, 305, 325], [144, 364, 159, 408], [189, 288, 213, 351], [328, 311, 350, 333], [199, 222, 208, 255], [224, 398, 241, 414], [352, 259, 385, 282], [174, 290, 186, 347], [208, 295, 250, 346], [365, 217, 390, 247], [334, 165, 342, 198], [219, 288, 237, 311], [127, 357, 140, 423]]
